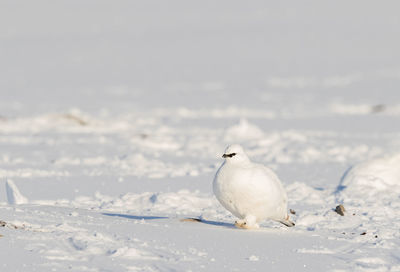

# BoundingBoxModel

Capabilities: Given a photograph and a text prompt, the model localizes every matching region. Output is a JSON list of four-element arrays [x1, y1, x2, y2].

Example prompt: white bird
[[213, 144, 294, 229]]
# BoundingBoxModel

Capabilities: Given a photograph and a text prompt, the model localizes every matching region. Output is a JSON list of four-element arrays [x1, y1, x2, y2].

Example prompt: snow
[[338, 154, 400, 202], [224, 119, 265, 142], [5, 179, 28, 205], [1, 1, 400, 271]]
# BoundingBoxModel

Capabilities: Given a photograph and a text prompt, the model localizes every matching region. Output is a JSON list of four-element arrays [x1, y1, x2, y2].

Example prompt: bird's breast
[[214, 165, 256, 213]]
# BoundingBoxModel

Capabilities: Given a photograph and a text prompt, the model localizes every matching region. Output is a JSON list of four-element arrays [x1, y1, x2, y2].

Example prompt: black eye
[[223, 152, 237, 158]]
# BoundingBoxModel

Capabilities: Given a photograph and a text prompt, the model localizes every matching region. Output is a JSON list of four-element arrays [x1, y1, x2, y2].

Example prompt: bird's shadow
[[184, 218, 236, 229], [202, 220, 236, 229], [102, 213, 235, 229], [102, 213, 168, 220]]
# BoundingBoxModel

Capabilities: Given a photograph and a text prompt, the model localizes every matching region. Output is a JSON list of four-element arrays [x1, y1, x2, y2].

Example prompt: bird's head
[[222, 144, 250, 164]]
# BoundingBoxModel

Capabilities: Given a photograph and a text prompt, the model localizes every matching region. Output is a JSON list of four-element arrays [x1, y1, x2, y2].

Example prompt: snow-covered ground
[[1, 1, 400, 271]]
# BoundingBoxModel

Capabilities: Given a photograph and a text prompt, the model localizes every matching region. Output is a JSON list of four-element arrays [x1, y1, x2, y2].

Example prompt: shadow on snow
[[102, 213, 235, 228], [102, 213, 168, 220]]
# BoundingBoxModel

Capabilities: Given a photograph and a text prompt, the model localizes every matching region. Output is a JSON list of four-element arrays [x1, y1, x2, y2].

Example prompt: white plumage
[[213, 144, 294, 229]]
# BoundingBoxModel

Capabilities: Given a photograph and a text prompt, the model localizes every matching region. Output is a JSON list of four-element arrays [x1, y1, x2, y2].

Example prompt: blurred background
[[1, 1, 400, 115], [1, 3, 400, 270]]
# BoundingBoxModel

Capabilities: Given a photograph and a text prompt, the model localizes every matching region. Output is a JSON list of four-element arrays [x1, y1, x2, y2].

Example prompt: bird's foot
[[234, 220, 249, 229], [234, 217, 259, 229]]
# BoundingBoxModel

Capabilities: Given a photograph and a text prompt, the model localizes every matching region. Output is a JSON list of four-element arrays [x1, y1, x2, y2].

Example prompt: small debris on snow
[[0, 220, 25, 230], [61, 113, 88, 126], [69, 212, 79, 217], [335, 204, 346, 216], [360, 232, 367, 235], [290, 209, 296, 215], [370, 104, 386, 114]]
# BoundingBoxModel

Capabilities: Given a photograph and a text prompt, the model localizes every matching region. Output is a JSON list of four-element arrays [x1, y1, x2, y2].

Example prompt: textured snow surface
[[1, 1, 400, 271], [1, 110, 400, 271]]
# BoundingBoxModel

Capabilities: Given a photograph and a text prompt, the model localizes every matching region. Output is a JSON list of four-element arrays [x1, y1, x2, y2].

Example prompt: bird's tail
[[279, 219, 295, 227], [279, 215, 295, 227]]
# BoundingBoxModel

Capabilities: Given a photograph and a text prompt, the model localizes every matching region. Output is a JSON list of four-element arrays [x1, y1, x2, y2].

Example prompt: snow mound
[[224, 118, 264, 142], [5, 178, 28, 205], [337, 153, 400, 204]]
